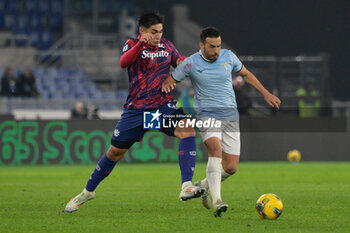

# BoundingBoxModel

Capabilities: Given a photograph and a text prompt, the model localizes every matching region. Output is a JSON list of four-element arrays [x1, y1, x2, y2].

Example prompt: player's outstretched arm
[[237, 65, 281, 109], [161, 75, 177, 93]]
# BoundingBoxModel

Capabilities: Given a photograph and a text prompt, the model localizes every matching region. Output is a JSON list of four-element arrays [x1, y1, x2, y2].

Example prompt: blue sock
[[178, 136, 197, 183], [85, 154, 117, 192]]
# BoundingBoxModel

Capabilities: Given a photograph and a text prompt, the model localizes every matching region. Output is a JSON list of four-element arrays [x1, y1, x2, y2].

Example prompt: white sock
[[201, 164, 232, 187], [220, 165, 231, 182], [207, 157, 222, 204], [201, 177, 209, 188]]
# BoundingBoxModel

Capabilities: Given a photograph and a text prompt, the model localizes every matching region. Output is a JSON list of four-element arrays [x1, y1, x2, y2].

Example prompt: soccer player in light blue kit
[[162, 27, 281, 217]]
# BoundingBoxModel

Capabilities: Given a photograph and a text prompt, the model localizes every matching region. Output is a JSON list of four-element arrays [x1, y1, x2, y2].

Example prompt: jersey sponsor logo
[[158, 43, 165, 48], [141, 50, 169, 60]]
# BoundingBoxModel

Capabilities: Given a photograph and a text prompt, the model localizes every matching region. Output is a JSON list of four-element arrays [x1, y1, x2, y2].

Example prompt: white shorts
[[199, 118, 240, 155]]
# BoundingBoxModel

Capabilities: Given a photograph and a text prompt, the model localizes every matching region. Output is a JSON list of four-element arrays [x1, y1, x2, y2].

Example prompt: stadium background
[[0, 0, 349, 165], [1, 2, 350, 233]]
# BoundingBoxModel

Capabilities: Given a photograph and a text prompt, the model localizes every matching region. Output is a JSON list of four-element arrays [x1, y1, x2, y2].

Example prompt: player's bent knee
[[106, 145, 127, 162], [225, 166, 238, 175], [208, 151, 222, 158], [179, 130, 196, 139], [174, 124, 196, 139], [224, 163, 238, 175], [205, 137, 222, 157]]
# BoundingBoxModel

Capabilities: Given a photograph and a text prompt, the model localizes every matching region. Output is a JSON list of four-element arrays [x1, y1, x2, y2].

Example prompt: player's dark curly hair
[[138, 12, 164, 28], [200, 27, 220, 43]]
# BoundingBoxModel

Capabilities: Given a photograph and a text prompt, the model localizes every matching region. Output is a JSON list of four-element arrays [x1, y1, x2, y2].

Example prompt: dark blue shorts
[[111, 101, 186, 149]]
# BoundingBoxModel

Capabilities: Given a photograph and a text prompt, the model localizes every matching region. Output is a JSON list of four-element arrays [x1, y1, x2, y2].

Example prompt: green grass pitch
[[1, 162, 349, 233]]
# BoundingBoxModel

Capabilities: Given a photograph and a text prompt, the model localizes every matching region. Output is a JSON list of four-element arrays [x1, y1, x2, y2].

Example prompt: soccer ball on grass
[[255, 193, 283, 220]]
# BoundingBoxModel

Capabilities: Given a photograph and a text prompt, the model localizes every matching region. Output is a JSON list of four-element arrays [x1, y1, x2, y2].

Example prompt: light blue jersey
[[172, 49, 242, 121]]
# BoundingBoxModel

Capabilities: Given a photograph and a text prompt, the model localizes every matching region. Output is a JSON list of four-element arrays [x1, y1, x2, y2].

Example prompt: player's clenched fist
[[140, 33, 153, 44]]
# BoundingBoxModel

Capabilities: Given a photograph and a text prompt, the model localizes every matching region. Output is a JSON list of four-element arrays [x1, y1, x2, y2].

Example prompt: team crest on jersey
[[221, 61, 229, 70], [123, 44, 128, 52]]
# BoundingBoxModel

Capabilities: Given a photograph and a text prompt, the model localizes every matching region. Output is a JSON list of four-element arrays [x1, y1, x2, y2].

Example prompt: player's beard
[[210, 53, 219, 61], [203, 48, 219, 61]]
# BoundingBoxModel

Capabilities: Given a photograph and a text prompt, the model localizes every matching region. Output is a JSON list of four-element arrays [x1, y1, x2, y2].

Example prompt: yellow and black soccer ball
[[287, 149, 301, 162], [256, 193, 283, 220]]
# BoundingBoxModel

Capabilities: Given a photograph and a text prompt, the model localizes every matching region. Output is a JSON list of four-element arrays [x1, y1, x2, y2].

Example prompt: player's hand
[[264, 92, 281, 109], [162, 76, 177, 93], [139, 33, 153, 44]]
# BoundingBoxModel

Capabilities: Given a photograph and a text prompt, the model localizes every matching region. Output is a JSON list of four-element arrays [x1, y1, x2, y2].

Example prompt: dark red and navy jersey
[[121, 38, 182, 109]]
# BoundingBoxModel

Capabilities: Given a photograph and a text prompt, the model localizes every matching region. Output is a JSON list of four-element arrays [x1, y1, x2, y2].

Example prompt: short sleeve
[[172, 57, 192, 82], [229, 50, 243, 73]]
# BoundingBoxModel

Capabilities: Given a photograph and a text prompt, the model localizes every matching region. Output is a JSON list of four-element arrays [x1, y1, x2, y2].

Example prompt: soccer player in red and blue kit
[[65, 12, 205, 213]]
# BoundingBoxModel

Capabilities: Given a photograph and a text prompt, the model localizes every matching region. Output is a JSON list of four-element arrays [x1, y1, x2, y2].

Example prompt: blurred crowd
[[71, 101, 100, 120], [0, 67, 40, 98]]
